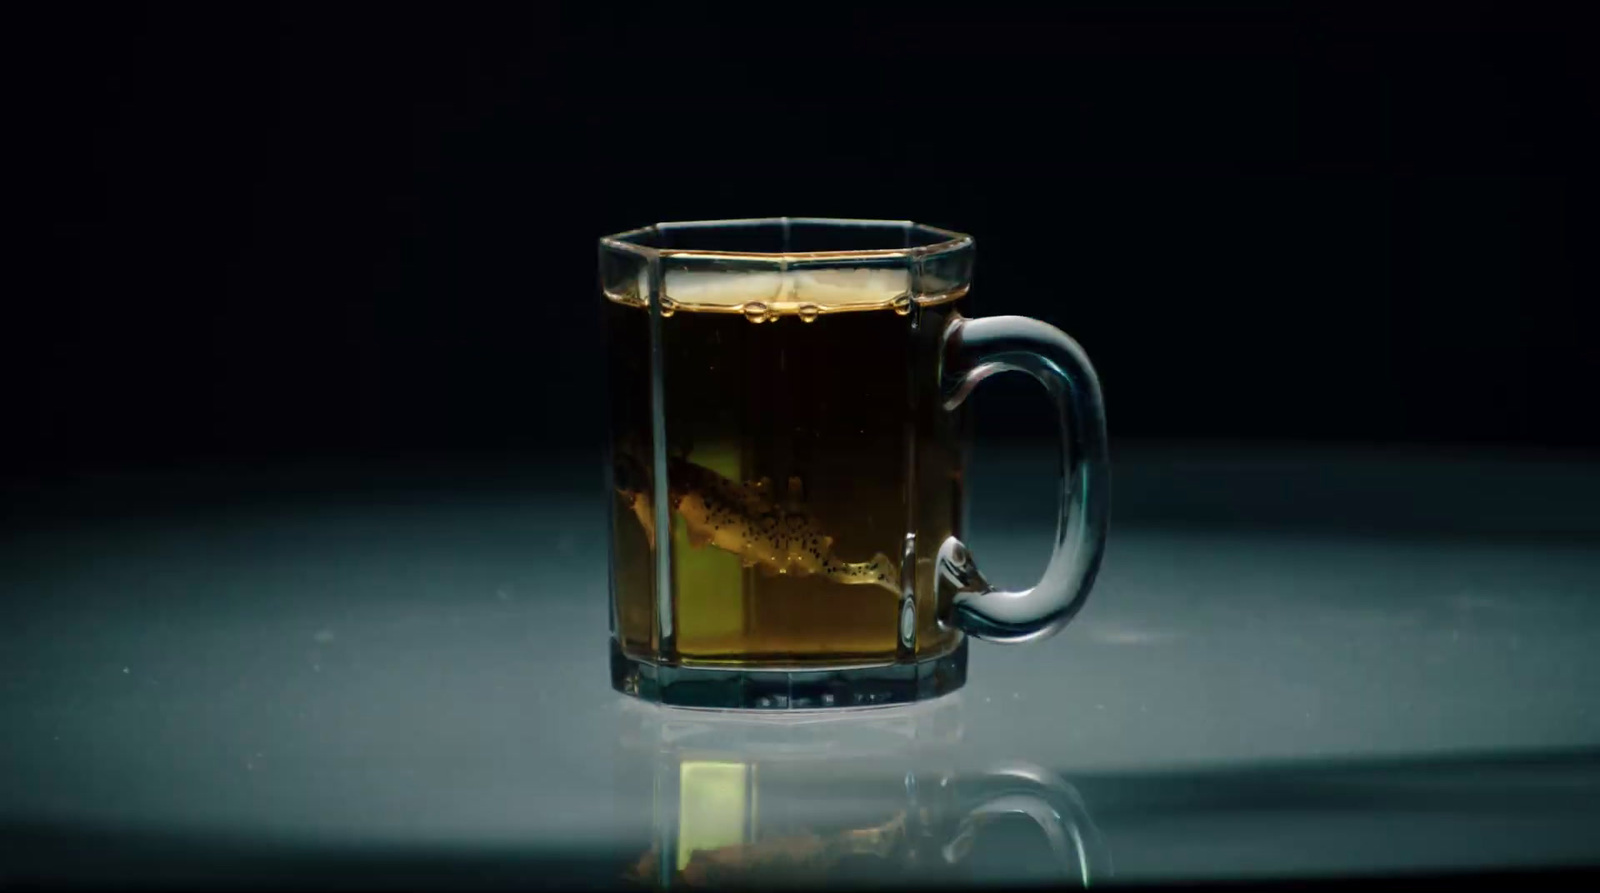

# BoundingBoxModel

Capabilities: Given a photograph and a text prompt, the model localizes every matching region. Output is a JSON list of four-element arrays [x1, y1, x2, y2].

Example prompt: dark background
[[15, 3, 1599, 485], [6, 11, 1600, 887]]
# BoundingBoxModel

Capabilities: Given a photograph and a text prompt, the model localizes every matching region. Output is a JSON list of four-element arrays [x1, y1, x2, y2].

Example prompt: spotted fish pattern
[[614, 452, 900, 595]]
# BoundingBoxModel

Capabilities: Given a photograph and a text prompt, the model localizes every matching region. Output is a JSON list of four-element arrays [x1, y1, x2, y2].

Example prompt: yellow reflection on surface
[[676, 760, 754, 872], [672, 445, 746, 652]]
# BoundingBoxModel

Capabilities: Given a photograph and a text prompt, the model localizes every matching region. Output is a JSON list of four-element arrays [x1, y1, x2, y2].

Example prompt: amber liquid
[[605, 281, 968, 668]]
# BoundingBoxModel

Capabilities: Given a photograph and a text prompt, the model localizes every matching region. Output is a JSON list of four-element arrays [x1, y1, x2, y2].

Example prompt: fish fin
[[686, 525, 710, 549], [871, 552, 900, 593]]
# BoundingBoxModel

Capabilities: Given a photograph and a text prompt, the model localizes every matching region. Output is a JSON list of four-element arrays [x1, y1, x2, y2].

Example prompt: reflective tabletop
[[4, 444, 1599, 887]]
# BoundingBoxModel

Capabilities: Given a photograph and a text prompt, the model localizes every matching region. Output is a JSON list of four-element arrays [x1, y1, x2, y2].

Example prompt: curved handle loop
[[938, 316, 1110, 643], [939, 761, 1112, 886]]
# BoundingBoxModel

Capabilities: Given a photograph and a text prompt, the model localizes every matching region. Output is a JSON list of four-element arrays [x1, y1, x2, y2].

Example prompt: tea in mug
[[606, 271, 968, 667]]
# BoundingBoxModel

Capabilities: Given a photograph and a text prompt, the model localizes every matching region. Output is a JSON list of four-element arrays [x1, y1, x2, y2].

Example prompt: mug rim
[[600, 217, 973, 261]]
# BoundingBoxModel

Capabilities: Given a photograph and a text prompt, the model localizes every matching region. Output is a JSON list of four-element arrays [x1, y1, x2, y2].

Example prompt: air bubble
[[891, 294, 913, 316], [742, 302, 771, 324], [797, 303, 821, 323], [659, 295, 678, 318]]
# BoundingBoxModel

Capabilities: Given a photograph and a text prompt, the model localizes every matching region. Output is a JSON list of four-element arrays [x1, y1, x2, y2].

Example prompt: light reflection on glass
[[614, 696, 1109, 889], [676, 759, 753, 874]]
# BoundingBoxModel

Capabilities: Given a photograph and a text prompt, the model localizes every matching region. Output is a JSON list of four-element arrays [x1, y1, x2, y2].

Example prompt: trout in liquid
[[614, 451, 900, 596]]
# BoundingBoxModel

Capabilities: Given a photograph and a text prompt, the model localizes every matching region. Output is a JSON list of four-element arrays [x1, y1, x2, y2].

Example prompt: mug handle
[[937, 316, 1110, 643], [939, 762, 1111, 885]]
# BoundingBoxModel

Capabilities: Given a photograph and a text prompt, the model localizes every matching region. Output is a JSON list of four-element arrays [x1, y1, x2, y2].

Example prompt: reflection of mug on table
[[614, 696, 1109, 889], [602, 218, 1110, 709]]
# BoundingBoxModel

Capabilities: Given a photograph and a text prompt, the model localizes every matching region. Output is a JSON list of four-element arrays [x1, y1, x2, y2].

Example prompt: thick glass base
[[610, 638, 968, 710]]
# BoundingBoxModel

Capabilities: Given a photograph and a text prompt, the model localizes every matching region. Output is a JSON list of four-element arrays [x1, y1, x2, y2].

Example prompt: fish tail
[[825, 551, 901, 594], [621, 488, 655, 550]]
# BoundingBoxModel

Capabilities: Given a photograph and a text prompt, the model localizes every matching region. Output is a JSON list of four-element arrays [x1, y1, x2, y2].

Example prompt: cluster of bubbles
[[654, 294, 916, 324], [662, 296, 915, 324]]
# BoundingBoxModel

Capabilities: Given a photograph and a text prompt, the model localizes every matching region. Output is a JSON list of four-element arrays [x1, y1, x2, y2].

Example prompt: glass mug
[[601, 218, 1108, 709]]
